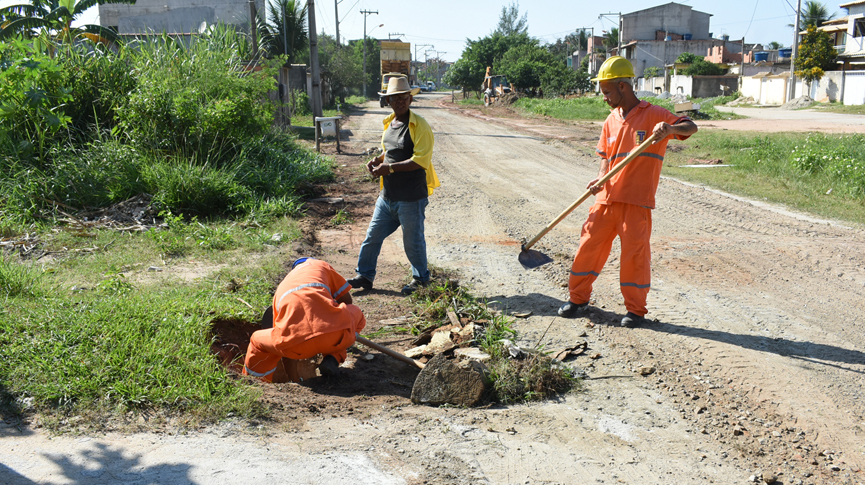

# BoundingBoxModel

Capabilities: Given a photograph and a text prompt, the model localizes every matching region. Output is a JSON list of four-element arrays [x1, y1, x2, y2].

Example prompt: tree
[[350, 36, 380, 98], [768, 41, 784, 50], [259, 0, 308, 64], [676, 52, 702, 64], [547, 31, 585, 64], [495, 42, 552, 90], [682, 58, 725, 76], [442, 57, 485, 98], [318, 33, 361, 103], [0, 0, 134, 44], [643, 66, 661, 78], [799, 0, 835, 28], [795, 25, 837, 88], [603, 28, 619, 52], [494, 1, 528, 37], [463, 31, 533, 71]]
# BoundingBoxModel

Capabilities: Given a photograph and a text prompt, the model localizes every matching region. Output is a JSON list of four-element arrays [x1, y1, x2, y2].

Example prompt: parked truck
[[380, 41, 412, 107]]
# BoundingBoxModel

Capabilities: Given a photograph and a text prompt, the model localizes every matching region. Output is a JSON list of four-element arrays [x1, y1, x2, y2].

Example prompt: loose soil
[[3, 93, 864, 485]]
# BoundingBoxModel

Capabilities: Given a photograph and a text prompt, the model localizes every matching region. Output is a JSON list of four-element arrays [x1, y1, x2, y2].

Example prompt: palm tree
[[259, 0, 308, 64], [798, 0, 836, 28], [603, 27, 619, 52], [0, 0, 134, 43]]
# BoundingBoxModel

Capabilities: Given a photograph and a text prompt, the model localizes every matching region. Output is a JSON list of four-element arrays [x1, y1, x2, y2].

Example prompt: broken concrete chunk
[[552, 340, 588, 361], [411, 354, 490, 407], [379, 316, 409, 326], [426, 331, 456, 355], [454, 347, 491, 362], [404, 346, 427, 359]]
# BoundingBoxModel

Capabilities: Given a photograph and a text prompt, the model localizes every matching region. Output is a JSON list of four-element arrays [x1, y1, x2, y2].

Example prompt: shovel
[[355, 334, 425, 369], [519, 133, 660, 269]]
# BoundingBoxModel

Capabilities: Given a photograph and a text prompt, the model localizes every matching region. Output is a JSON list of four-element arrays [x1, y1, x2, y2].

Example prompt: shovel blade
[[519, 248, 554, 269]]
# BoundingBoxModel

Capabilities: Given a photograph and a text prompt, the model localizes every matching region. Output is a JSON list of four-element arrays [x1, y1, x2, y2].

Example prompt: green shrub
[[0, 39, 72, 163], [118, 31, 277, 167]]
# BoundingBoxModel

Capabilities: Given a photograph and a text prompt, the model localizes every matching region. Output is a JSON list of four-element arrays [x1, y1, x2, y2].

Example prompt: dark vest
[[382, 114, 427, 202]]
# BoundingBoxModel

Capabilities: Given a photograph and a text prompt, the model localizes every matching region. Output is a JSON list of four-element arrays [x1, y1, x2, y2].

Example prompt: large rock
[[411, 353, 491, 407]]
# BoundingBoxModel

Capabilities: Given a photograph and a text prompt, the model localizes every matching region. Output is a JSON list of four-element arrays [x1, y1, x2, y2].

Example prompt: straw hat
[[380, 76, 420, 97]]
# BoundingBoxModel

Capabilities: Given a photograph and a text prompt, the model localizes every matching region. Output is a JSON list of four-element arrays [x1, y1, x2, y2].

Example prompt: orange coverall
[[243, 259, 366, 382], [569, 101, 691, 316]]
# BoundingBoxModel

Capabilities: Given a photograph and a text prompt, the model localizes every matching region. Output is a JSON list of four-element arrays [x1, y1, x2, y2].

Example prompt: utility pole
[[577, 27, 594, 73], [308, 0, 323, 118], [361, 9, 378, 98], [334, 0, 340, 45], [789, 0, 802, 101], [599, 12, 622, 54]]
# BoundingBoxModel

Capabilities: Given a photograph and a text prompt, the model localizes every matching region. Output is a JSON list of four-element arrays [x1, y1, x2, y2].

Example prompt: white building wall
[[669, 75, 693, 95]]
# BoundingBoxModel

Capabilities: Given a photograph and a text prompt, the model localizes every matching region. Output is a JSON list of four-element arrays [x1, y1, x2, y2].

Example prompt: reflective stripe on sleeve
[[620, 282, 651, 289], [611, 152, 664, 162], [276, 282, 332, 307], [245, 365, 277, 378], [334, 282, 350, 297]]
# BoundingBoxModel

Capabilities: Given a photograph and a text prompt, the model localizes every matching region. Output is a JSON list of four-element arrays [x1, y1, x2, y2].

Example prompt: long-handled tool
[[355, 334, 425, 369], [519, 133, 660, 269]]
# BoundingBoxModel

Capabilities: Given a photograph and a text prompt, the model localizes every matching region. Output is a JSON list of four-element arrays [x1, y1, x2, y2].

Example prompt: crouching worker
[[243, 258, 366, 382]]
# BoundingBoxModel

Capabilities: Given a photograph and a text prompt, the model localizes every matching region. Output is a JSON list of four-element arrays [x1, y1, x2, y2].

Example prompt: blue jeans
[[356, 196, 430, 283]]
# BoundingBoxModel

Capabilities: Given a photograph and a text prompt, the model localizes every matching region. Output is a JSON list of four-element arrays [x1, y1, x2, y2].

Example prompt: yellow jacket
[[380, 110, 440, 196]]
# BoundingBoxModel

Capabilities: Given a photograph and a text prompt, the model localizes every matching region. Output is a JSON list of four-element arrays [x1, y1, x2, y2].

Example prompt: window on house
[[854, 18, 865, 38]]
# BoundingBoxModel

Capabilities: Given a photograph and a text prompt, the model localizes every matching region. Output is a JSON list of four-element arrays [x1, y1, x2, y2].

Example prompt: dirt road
[[3, 93, 864, 484], [707, 106, 865, 133]]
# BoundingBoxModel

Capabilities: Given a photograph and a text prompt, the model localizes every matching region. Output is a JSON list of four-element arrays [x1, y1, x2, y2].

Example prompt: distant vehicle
[[425, 81, 436, 92], [481, 67, 513, 106], [380, 41, 412, 107]]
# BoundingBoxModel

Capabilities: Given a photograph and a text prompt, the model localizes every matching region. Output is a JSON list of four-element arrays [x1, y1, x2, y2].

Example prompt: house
[[99, 0, 266, 35], [837, 0, 865, 67], [613, 2, 744, 78]]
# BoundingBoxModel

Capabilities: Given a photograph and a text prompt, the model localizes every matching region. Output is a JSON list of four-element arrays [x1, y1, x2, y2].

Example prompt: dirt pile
[[780, 95, 814, 110]]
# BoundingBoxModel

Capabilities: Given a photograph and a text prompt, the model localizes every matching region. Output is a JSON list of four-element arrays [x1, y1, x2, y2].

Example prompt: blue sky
[[1, 0, 847, 62]]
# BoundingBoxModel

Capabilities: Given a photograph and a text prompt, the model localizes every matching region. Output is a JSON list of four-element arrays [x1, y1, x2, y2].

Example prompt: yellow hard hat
[[591, 56, 635, 82]]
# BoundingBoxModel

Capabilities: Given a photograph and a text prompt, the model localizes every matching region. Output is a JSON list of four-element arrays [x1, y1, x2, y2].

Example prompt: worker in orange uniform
[[558, 56, 698, 327], [243, 258, 366, 381]]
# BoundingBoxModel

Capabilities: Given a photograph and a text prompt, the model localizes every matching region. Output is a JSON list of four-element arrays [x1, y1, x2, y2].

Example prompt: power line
[[743, 0, 760, 37]]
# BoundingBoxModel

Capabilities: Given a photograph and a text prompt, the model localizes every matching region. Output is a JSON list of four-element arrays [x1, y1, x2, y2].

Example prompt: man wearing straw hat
[[347, 76, 440, 296]]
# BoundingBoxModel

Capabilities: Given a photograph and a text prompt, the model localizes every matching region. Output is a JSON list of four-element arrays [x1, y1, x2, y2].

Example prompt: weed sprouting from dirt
[[410, 281, 578, 404]]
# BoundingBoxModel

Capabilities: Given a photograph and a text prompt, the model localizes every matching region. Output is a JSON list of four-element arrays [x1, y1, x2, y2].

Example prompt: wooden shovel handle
[[355, 334, 425, 369], [523, 133, 659, 251]]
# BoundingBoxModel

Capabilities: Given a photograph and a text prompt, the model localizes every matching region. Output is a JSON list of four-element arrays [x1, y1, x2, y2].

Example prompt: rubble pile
[[780, 95, 814, 110]]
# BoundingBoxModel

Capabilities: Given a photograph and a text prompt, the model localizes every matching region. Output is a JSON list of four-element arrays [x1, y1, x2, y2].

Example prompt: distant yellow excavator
[[481, 66, 514, 106]]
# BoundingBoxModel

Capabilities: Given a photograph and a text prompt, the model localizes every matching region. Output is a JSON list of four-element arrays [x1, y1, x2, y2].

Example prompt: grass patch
[[0, 215, 302, 427], [410, 281, 578, 404], [514, 94, 744, 121], [330, 209, 353, 226], [663, 131, 865, 224], [809, 102, 865, 116], [457, 98, 485, 106], [290, 108, 343, 127]]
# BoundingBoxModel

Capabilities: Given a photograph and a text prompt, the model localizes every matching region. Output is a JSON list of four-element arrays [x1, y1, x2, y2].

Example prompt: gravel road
[[2, 93, 864, 485]]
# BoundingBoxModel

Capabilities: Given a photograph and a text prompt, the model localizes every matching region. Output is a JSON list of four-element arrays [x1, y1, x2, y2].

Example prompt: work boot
[[347, 275, 373, 291], [318, 355, 340, 377], [401, 278, 430, 296], [557, 301, 589, 318], [621, 312, 648, 327]]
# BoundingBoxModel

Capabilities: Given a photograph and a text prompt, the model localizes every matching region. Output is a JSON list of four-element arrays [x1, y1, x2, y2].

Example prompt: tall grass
[[664, 131, 865, 223], [0, 24, 333, 220]]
